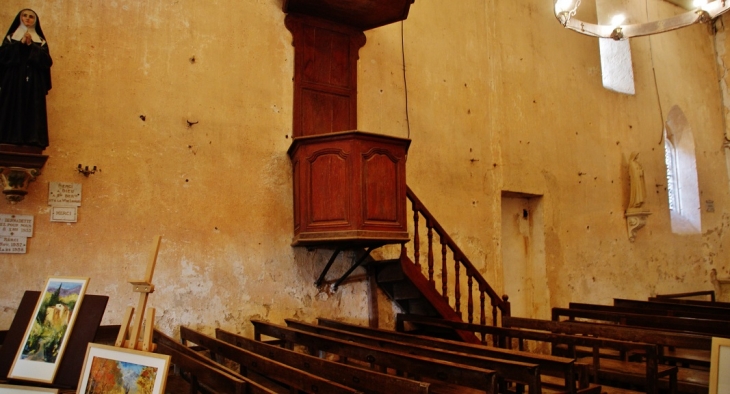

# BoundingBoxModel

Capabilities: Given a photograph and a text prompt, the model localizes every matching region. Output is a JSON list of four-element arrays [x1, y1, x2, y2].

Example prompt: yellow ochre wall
[[1, 0, 730, 334]]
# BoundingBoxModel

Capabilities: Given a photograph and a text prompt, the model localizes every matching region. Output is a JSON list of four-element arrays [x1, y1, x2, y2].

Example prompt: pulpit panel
[[309, 150, 350, 225], [301, 89, 351, 136], [362, 150, 399, 223]]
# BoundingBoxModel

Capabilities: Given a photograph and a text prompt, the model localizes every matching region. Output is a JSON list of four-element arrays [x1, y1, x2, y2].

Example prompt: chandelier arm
[[555, 1, 730, 40], [621, 12, 705, 38], [563, 18, 612, 37]]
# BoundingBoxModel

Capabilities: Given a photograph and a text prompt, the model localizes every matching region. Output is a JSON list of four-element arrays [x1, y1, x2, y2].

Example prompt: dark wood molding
[[0, 145, 48, 169], [283, 0, 415, 31]]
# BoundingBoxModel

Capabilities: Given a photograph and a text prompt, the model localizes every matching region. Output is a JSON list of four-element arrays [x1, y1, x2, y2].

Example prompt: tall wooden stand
[[115, 236, 161, 352]]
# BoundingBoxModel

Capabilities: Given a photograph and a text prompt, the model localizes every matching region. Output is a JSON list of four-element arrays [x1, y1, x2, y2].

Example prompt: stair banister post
[[467, 273, 474, 324], [427, 218, 434, 285], [412, 203, 420, 269], [441, 240, 448, 300], [454, 252, 461, 318], [480, 289, 486, 327]]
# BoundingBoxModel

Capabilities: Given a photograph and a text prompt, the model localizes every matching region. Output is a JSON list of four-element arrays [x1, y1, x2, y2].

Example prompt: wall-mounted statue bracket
[[625, 208, 651, 242], [0, 145, 48, 203]]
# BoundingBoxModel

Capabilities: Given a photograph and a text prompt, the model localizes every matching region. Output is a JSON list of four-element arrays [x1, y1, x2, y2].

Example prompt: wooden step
[[403, 298, 438, 316], [393, 281, 422, 300], [375, 260, 405, 283]]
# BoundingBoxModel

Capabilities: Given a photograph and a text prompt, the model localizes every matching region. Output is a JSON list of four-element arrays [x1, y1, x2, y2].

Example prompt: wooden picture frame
[[76, 343, 169, 394], [8, 277, 89, 383], [0, 384, 58, 393], [710, 336, 730, 394]]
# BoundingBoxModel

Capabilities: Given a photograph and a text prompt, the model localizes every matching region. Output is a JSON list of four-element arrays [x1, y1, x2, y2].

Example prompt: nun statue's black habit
[[0, 9, 52, 149]]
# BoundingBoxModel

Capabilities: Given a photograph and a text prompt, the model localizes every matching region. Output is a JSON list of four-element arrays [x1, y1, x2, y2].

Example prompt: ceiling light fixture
[[554, 0, 730, 40]]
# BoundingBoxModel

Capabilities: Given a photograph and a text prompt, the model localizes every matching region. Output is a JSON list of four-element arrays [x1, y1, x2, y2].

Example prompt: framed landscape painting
[[8, 277, 89, 383], [0, 384, 58, 393], [710, 337, 730, 394], [77, 343, 169, 394]]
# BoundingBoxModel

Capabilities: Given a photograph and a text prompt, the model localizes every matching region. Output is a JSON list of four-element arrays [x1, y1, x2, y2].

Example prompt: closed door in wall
[[501, 193, 549, 319]]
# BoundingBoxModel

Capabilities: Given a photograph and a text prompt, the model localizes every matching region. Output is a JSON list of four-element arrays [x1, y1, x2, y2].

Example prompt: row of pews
[[1, 297, 718, 393], [398, 295, 725, 394], [153, 318, 603, 394]]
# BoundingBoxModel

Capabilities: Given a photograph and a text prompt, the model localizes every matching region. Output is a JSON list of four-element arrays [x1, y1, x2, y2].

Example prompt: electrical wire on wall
[[401, 20, 411, 139], [645, 0, 666, 145]]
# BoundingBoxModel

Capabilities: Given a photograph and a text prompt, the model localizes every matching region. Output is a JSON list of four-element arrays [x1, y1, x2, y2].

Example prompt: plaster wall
[[0, 0, 729, 337], [361, 0, 730, 315]]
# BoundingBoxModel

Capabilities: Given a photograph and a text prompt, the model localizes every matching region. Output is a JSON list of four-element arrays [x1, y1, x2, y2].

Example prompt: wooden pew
[[570, 302, 730, 322], [552, 306, 730, 338], [398, 314, 675, 394], [266, 319, 543, 394], [648, 296, 730, 309], [153, 329, 276, 394], [306, 317, 596, 394], [505, 317, 709, 394], [212, 327, 430, 394], [612, 299, 730, 321], [535, 311, 711, 368], [176, 326, 363, 394], [654, 290, 715, 302], [249, 319, 501, 394]]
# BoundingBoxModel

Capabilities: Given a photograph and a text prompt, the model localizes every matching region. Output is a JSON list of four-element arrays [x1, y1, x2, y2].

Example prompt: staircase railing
[[403, 186, 510, 327]]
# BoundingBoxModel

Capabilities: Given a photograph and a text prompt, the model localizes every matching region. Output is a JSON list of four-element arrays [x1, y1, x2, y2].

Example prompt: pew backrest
[[570, 302, 730, 321], [396, 314, 671, 394], [271, 318, 542, 393], [311, 317, 584, 394], [154, 329, 275, 394], [552, 307, 730, 337], [213, 327, 430, 394], [250, 319, 500, 394], [178, 326, 362, 394], [612, 299, 730, 320], [504, 316, 711, 351]]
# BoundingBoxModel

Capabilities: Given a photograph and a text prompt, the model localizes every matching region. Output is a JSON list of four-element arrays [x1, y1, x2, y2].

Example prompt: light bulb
[[611, 14, 626, 27], [555, 0, 574, 12]]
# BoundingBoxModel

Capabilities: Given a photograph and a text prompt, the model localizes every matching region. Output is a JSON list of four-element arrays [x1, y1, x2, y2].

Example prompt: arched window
[[664, 106, 701, 234], [664, 138, 679, 212]]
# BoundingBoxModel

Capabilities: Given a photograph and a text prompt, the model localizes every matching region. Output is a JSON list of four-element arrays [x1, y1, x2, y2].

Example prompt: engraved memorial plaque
[[0, 236, 27, 253], [0, 214, 33, 237], [51, 206, 78, 223], [48, 182, 82, 207]]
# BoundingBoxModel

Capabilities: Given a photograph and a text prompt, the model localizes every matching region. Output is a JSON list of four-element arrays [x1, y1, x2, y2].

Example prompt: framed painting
[[710, 336, 730, 394], [8, 277, 89, 383], [0, 384, 58, 393], [76, 343, 169, 394]]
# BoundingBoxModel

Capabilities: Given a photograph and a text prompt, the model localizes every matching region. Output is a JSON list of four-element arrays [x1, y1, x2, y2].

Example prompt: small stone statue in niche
[[0, 9, 52, 150], [625, 151, 650, 242], [628, 152, 646, 209]]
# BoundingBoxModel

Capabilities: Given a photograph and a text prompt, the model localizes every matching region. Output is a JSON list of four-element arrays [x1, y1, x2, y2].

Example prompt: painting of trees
[[83, 356, 158, 394], [85, 357, 122, 394]]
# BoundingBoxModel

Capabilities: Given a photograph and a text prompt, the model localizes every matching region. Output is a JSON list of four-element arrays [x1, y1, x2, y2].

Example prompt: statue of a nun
[[0, 9, 52, 149]]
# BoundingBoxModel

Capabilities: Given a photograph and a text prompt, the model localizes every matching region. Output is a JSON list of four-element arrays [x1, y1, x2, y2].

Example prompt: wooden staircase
[[374, 259, 439, 316], [370, 187, 511, 344]]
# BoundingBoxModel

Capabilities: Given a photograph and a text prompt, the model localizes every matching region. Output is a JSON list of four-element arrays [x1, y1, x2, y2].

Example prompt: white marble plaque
[[48, 182, 82, 207], [51, 206, 78, 223], [0, 236, 27, 254], [0, 214, 33, 237]]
